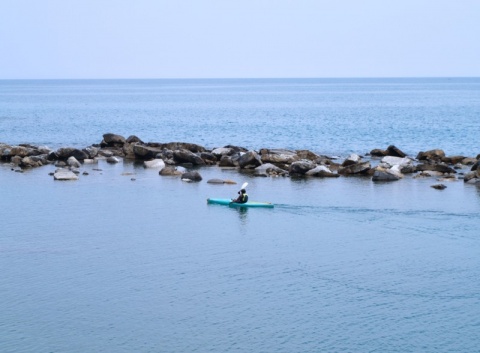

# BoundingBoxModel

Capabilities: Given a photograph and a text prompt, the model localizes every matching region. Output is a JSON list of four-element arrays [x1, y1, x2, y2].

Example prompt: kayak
[[207, 198, 274, 208]]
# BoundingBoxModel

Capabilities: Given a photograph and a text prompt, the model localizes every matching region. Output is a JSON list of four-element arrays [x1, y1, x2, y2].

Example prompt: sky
[[0, 0, 479, 79]]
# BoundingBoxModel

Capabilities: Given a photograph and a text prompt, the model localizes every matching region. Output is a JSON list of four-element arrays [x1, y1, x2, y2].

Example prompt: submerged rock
[[53, 169, 79, 181]]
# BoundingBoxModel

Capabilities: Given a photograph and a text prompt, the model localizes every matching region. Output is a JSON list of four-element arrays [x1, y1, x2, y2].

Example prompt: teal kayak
[[207, 198, 274, 208]]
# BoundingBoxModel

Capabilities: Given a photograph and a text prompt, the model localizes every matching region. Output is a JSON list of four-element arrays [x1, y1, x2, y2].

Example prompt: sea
[[1, 78, 480, 353]]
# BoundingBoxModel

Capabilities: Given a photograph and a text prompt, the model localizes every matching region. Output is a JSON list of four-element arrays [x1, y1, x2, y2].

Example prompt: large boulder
[[20, 156, 42, 168], [305, 165, 339, 178], [259, 149, 299, 164], [416, 163, 456, 174], [254, 163, 288, 177], [238, 151, 262, 169], [386, 145, 407, 158], [442, 155, 466, 164], [126, 135, 144, 144], [380, 156, 415, 173], [417, 149, 446, 161], [372, 167, 403, 181], [133, 144, 162, 159], [158, 142, 205, 153], [338, 161, 371, 175], [341, 154, 362, 167], [173, 149, 205, 165], [102, 133, 126, 147], [289, 160, 316, 175], [370, 148, 388, 157], [211, 147, 234, 159], [56, 147, 88, 160], [296, 150, 321, 162], [218, 155, 237, 167], [11, 146, 30, 157], [83, 146, 99, 159], [67, 156, 82, 168], [200, 152, 217, 165], [181, 171, 202, 182]]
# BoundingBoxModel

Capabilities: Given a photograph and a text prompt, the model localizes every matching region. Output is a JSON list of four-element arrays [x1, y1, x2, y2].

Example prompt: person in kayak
[[232, 189, 248, 203]]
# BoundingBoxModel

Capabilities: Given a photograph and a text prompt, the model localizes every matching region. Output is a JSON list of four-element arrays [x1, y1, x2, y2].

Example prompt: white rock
[[53, 169, 79, 181], [143, 159, 166, 169], [67, 156, 81, 168]]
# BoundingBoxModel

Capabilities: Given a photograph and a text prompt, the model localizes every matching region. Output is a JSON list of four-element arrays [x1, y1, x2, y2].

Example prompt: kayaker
[[232, 189, 248, 203]]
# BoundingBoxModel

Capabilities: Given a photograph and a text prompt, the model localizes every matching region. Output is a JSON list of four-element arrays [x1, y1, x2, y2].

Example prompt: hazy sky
[[0, 0, 479, 79]]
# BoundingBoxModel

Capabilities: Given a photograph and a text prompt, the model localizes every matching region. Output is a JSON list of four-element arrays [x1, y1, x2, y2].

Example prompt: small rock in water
[[431, 184, 447, 190]]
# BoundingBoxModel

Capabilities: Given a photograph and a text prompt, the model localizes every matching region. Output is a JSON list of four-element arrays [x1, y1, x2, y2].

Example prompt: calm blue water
[[1, 78, 479, 156], [1, 79, 480, 353]]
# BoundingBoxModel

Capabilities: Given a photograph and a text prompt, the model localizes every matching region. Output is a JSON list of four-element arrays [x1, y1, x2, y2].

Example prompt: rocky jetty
[[1, 135, 479, 187]]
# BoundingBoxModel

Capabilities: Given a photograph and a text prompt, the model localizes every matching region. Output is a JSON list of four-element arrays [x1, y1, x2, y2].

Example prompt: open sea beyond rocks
[[1, 78, 480, 353]]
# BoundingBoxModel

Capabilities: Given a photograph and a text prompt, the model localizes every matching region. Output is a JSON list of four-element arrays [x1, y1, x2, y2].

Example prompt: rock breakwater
[[1, 133, 479, 186]]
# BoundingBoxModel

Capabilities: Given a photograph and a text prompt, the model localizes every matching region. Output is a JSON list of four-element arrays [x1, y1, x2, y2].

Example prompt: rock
[[149, 142, 205, 153], [416, 163, 456, 174], [102, 133, 126, 147], [254, 163, 289, 177], [238, 151, 262, 169], [173, 149, 205, 165], [211, 147, 234, 158], [53, 169, 79, 180], [83, 159, 96, 164], [56, 147, 88, 160], [159, 166, 183, 176], [144, 159, 166, 169], [207, 179, 225, 184], [200, 152, 217, 165], [83, 146, 99, 158], [417, 149, 445, 161], [342, 154, 362, 167], [10, 156, 22, 165], [97, 149, 113, 158], [414, 171, 444, 178], [372, 167, 403, 182], [107, 156, 120, 164], [259, 149, 299, 164], [431, 184, 447, 190], [338, 161, 371, 175], [380, 156, 415, 173], [20, 156, 41, 168], [370, 148, 388, 157], [463, 171, 480, 183], [218, 155, 237, 167], [462, 157, 477, 165], [181, 171, 202, 182], [126, 135, 144, 144], [296, 150, 321, 162], [305, 165, 339, 178], [10, 146, 29, 158], [386, 145, 406, 158], [442, 155, 466, 164], [133, 144, 162, 159], [289, 160, 316, 175], [67, 156, 81, 168]]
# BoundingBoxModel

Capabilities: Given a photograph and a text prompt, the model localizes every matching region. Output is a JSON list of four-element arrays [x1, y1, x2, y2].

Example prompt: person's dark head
[[241, 189, 246, 194]]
